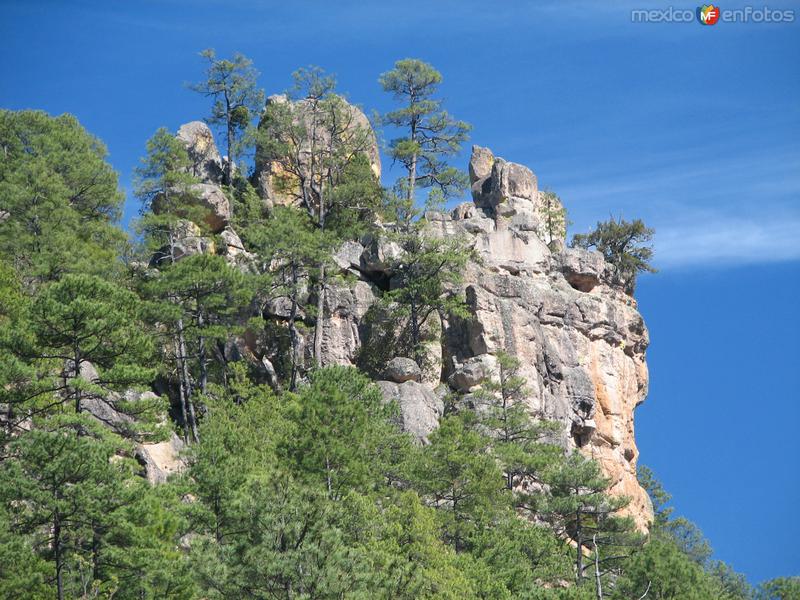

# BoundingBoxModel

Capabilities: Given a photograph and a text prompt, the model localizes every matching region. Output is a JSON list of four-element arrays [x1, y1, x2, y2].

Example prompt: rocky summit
[[171, 115, 653, 530]]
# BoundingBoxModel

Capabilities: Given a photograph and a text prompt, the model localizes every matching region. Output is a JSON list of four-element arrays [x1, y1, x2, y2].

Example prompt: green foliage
[[144, 253, 253, 440], [0, 110, 126, 284], [133, 127, 211, 264], [0, 414, 193, 599], [543, 452, 642, 586], [471, 351, 562, 495], [2, 273, 160, 435], [281, 366, 411, 498], [410, 411, 506, 551], [615, 537, 734, 600], [758, 577, 800, 600], [375, 195, 473, 368], [257, 66, 383, 371], [540, 190, 569, 249], [379, 58, 471, 203], [244, 204, 327, 388], [189, 49, 265, 184], [571, 217, 655, 295]]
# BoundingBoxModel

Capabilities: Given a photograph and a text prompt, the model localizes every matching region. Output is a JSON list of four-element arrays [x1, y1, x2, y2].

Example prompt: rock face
[[254, 94, 381, 207], [177, 121, 224, 184], [383, 357, 422, 383], [376, 380, 443, 443], [309, 145, 653, 530], [144, 119, 653, 529]]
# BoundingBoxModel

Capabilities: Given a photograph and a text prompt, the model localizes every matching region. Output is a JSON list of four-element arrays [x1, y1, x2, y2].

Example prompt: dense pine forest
[[0, 52, 796, 599]]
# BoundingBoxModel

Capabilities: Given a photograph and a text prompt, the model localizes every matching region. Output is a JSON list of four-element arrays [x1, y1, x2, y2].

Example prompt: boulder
[[376, 380, 443, 443], [219, 226, 256, 269], [383, 357, 422, 383], [557, 247, 606, 292], [255, 94, 381, 206], [136, 433, 186, 484], [473, 157, 538, 212], [167, 220, 214, 262], [151, 183, 231, 233], [448, 354, 498, 392], [360, 234, 402, 274], [332, 240, 365, 273], [177, 121, 224, 184], [469, 145, 495, 183]]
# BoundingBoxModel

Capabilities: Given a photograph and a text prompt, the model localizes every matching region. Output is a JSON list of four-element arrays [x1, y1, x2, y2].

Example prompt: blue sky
[[2, 0, 798, 585]]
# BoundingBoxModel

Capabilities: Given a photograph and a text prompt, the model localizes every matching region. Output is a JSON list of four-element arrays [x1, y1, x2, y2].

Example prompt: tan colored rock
[[136, 433, 186, 484], [177, 121, 224, 184], [469, 145, 495, 183], [293, 145, 653, 530], [255, 94, 381, 207]]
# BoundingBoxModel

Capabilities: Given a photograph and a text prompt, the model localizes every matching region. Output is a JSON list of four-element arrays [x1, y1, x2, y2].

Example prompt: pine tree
[[133, 127, 208, 266], [381, 214, 473, 368], [0, 415, 193, 600], [146, 253, 253, 441], [571, 217, 656, 295], [543, 453, 641, 589], [281, 366, 410, 500], [409, 411, 507, 552], [258, 67, 382, 367], [379, 58, 471, 205], [3, 274, 159, 435], [189, 49, 265, 186], [0, 110, 126, 285], [244, 205, 326, 389], [471, 351, 562, 496]]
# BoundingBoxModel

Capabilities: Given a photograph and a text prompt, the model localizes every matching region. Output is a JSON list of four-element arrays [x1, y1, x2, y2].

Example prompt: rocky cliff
[[168, 114, 654, 530]]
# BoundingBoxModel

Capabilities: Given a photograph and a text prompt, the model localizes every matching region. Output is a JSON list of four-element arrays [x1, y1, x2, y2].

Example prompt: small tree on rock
[[571, 217, 655, 295], [189, 49, 265, 186]]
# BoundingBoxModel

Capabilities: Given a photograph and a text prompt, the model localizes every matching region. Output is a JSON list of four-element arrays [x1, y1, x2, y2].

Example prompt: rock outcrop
[[143, 120, 652, 529], [254, 94, 381, 208], [305, 146, 652, 529]]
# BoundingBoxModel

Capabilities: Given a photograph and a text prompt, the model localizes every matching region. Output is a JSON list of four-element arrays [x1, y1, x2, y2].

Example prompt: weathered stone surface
[[360, 234, 402, 274], [474, 157, 538, 213], [318, 280, 377, 366], [557, 247, 606, 293], [469, 145, 495, 183], [376, 380, 443, 443], [219, 226, 256, 270], [177, 121, 224, 184], [332, 240, 366, 273], [283, 144, 653, 530], [151, 183, 230, 233], [448, 354, 498, 392], [255, 94, 381, 206], [170, 220, 215, 262], [383, 357, 421, 383], [136, 433, 186, 484]]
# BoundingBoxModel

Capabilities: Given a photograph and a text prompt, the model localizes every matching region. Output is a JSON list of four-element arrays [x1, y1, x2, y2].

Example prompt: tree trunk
[[410, 299, 421, 365], [177, 320, 199, 443], [593, 534, 603, 600], [198, 311, 208, 395], [312, 264, 325, 368], [576, 508, 584, 585], [175, 333, 190, 443], [288, 263, 301, 391], [54, 512, 64, 600], [225, 93, 234, 189]]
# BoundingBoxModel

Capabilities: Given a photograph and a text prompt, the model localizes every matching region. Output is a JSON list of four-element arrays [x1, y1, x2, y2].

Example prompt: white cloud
[[654, 215, 800, 268]]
